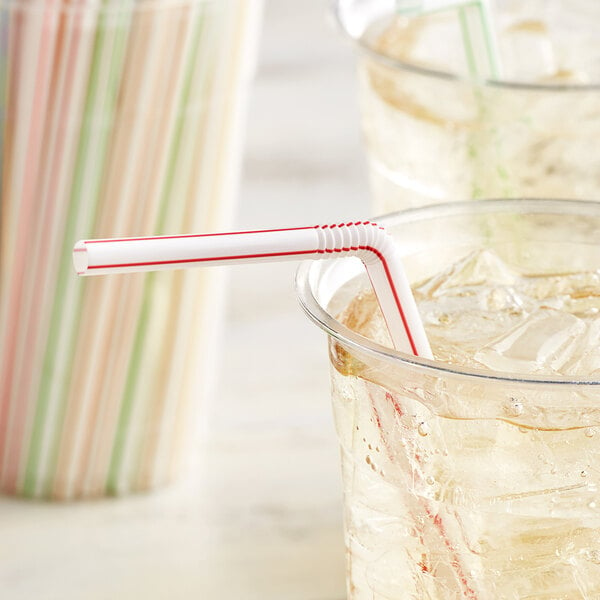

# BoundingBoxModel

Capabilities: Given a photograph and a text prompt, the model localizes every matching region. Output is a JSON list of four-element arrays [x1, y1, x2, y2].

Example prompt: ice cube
[[561, 320, 600, 377], [415, 249, 518, 299], [474, 307, 587, 374], [338, 290, 392, 347], [501, 20, 558, 82], [521, 271, 600, 317]]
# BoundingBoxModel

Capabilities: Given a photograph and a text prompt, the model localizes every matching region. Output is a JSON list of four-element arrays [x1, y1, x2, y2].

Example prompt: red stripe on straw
[[373, 390, 478, 600], [86, 249, 319, 270], [84, 222, 380, 245], [85, 241, 420, 357], [360, 246, 418, 356], [83, 225, 318, 244]]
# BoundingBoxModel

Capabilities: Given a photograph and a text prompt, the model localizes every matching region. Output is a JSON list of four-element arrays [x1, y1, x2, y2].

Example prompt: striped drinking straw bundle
[[0, 0, 262, 500]]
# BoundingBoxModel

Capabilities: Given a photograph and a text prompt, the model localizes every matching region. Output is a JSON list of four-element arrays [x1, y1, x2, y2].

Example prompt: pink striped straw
[[73, 221, 433, 358]]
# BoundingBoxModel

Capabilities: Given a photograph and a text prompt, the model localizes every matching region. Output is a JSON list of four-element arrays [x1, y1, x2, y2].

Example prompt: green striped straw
[[396, 0, 502, 80]]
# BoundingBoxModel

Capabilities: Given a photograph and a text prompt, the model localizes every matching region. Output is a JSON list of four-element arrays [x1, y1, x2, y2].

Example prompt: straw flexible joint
[[314, 222, 390, 265]]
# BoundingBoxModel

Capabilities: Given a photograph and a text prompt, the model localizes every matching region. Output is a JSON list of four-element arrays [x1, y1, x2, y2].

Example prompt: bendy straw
[[73, 221, 491, 596], [73, 222, 433, 358]]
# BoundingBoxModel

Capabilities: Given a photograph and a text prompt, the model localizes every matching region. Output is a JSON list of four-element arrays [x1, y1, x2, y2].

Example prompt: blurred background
[[0, 1, 368, 598]]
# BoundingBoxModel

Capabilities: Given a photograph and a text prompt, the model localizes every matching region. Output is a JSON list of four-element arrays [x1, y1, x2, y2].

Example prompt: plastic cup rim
[[295, 197, 600, 388], [331, 0, 600, 92]]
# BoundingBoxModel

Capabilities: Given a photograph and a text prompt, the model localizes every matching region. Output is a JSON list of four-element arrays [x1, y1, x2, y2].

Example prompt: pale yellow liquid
[[332, 250, 600, 599]]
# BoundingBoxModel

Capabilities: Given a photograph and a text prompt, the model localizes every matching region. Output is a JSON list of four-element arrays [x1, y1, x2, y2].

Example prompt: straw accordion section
[[0, 0, 261, 499]]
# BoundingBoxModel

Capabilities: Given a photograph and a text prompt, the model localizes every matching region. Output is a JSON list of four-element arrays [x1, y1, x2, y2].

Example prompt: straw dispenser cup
[[336, 0, 600, 212], [0, 0, 262, 500]]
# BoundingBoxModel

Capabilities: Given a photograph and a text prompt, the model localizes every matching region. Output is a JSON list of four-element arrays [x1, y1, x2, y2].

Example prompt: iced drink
[[297, 199, 600, 599], [335, 0, 600, 212]]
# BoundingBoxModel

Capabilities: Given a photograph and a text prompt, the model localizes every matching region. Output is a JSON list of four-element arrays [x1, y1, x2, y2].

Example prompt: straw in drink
[[299, 200, 600, 598], [73, 220, 502, 597]]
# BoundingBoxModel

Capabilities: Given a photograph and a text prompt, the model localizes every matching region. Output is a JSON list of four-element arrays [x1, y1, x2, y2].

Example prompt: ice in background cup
[[0, 0, 262, 500], [335, 0, 600, 212], [297, 199, 600, 598]]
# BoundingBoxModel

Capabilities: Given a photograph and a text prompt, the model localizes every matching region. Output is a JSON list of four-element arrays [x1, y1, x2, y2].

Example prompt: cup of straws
[[0, 0, 262, 500]]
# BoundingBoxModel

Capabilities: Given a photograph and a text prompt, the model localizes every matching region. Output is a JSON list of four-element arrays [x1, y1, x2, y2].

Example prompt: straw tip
[[72, 241, 89, 276]]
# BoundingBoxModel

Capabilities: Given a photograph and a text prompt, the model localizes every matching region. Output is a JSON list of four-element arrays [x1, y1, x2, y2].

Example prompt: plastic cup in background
[[0, 0, 262, 500], [335, 0, 600, 212], [297, 199, 600, 598]]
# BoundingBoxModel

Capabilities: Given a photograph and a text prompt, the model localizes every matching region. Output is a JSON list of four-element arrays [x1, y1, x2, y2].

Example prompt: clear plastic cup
[[297, 198, 600, 599], [0, 0, 262, 499], [334, 0, 600, 212]]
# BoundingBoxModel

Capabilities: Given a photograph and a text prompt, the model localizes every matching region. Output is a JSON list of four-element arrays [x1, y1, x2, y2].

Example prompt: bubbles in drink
[[417, 422, 430, 437], [506, 398, 524, 417]]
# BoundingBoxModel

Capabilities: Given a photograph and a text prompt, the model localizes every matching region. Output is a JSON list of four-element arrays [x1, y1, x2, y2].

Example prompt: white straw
[[73, 222, 432, 358]]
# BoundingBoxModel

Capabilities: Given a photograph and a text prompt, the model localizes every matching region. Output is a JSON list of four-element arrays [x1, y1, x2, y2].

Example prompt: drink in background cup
[[297, 199, 600, 598], [335, 0, 600, 212], [0, 0, 262, 500]]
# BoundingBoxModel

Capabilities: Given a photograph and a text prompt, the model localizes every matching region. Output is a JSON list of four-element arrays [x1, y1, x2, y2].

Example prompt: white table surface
[[0, 2, 370, 598]]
